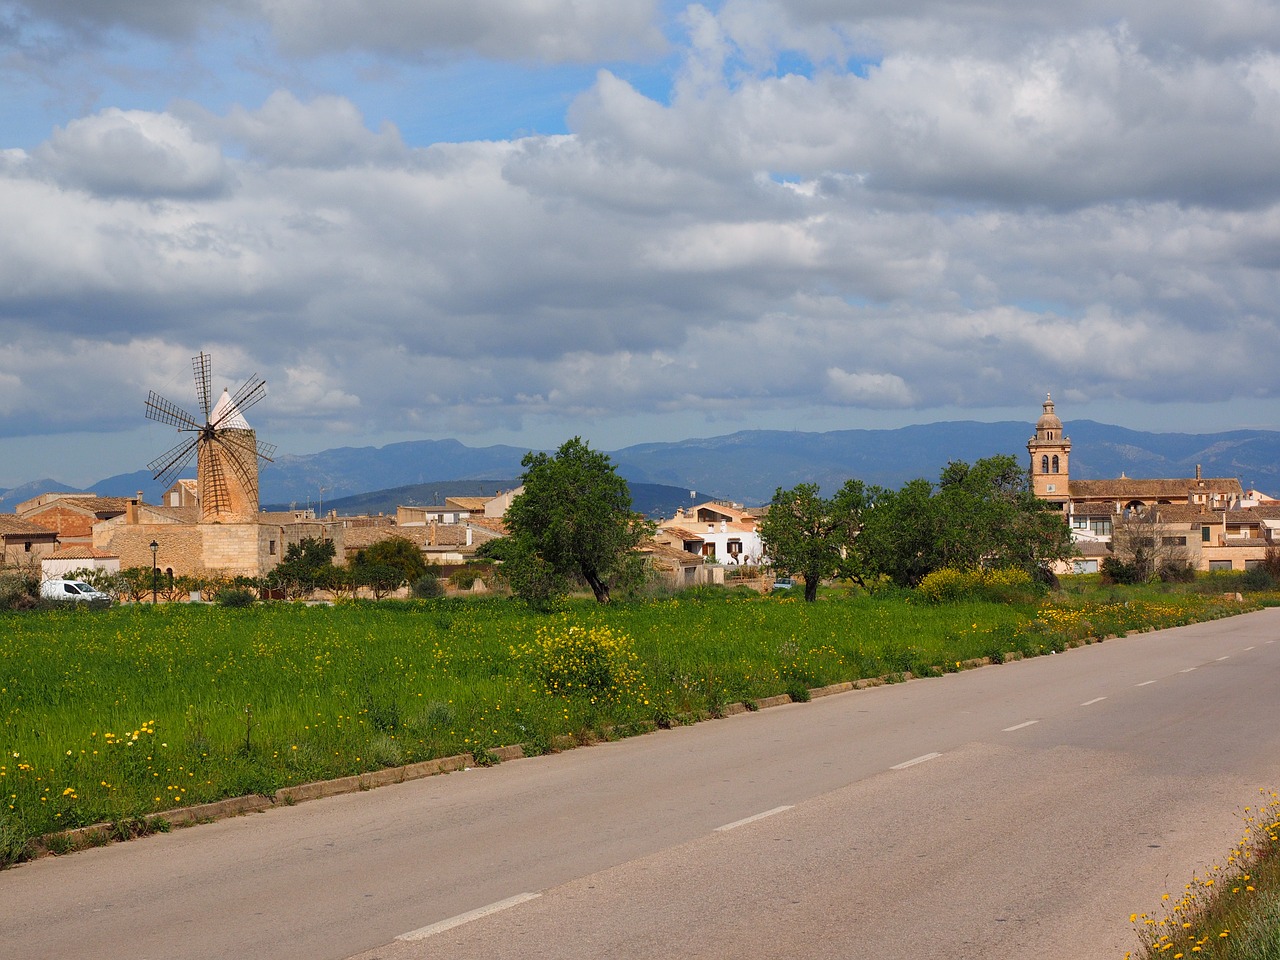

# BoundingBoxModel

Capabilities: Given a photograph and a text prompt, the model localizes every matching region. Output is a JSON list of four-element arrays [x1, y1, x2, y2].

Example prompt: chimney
[[1196, 464, 1202, 481], [126, 492, 141, 524]]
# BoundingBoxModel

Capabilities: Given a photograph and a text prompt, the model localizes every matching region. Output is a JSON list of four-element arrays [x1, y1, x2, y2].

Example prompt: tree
[[758, 480, 872, 601], [1110, 506, 1189, 582], [503, 437, 653, 604], [351, 536, 428, 598], [856, 478, 942, 587], [855, 456, 1075, 587], [268, 537, 337, 598]]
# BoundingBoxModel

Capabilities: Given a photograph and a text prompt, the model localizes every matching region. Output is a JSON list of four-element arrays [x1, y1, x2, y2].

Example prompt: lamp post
[[150, 540, 158, 605]]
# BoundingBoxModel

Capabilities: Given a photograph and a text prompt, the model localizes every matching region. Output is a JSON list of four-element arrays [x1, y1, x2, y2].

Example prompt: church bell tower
[[1027, 393, 1070, 506]]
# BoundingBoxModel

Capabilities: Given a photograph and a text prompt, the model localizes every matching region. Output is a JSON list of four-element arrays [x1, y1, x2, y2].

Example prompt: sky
[[4, 0, 1280, 488]]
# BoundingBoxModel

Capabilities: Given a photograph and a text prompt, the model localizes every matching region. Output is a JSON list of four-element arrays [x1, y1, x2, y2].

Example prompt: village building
[[0, 514, 61, 569], [653, 500, 766, 566], [1030, 395, 1269, 573]]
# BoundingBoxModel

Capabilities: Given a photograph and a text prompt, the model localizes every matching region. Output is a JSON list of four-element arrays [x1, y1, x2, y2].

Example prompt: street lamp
[[150, 540, 159, 605]]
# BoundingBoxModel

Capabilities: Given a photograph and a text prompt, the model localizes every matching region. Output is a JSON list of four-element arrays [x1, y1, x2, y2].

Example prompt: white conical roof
[[209, 388, 251, 429]]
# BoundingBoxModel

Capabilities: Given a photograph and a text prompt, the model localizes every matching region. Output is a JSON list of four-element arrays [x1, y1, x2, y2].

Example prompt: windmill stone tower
[[146, 352, 276, 524], [197, 388, 261, 522]]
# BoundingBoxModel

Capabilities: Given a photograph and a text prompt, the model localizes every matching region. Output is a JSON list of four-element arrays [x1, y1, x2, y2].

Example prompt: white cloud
[[179, 92, 407, 169], [6, 1, 1280, 481], [826, 369, 915, 407], [35, 109, 230, 198], [255, 0, 666, 61]]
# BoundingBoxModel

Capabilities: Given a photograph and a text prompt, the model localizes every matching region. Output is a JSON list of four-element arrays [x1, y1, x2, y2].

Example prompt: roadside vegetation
[[0, 581, 1262, 867], [1128, 790, 1280, 959]]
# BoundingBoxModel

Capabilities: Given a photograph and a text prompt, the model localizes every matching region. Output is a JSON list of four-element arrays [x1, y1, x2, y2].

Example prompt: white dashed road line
[[1217, 656, 1230, 661], [1081, 697, 1107, 706], [1137, 680, 1158, 687], [1180, 668, 1196, 673], [891, 753, 941, 770], [397, 893, 542, 941], [1003, 720, 1039, 732], [715, 806, 795, 832]]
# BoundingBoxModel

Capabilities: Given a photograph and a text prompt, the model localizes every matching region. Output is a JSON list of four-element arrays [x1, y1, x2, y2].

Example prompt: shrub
[[447, 568, 480, 590], [0, 573, 39, 611], [512, 620, 643, 702], [1157, 561, 1196, 583], [916, 567, 1040, 604], [216, 587, 256, 608], [411, 575, 444, 599], [1100, 555, 1141, 585], [1241, 566, 1276, 591]]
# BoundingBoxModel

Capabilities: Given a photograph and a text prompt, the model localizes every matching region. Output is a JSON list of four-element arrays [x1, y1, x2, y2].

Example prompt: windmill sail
[[145, 353, 274, 523]]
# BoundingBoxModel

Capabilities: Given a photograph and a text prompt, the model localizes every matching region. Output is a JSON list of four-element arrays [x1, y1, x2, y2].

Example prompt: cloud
[[34, 109, 230, 198], [826, 369, 915, 407], [179, 92, 407, 168], [6, 1, 1280, 479], [257, 0, 667, 61]]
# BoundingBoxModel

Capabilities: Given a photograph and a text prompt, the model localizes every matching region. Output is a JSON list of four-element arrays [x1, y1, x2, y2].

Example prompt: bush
[[1100, 556, 1142, 585], [1157, 561, 1196, 583], [916, 567, 1041, 604], [0, 573, 39, 611], [447, 568, 480, 590], [410, 575, 444, 599], [1241, 566, 1276, 591], [216, 588, 256, 608], [512, 620, 644, 702]]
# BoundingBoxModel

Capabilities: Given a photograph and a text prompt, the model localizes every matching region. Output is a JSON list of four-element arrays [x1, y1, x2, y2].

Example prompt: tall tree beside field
[[859, 455, 1075, 586], [503, 437, 653, 604], [759, 480, 874, 601]]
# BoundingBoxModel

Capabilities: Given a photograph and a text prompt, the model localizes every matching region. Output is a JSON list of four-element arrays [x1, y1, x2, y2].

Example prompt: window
[[1040, 455, 1049, 473], [1089, 518, 1112, 536], [1051, 455, 1060, 473], [727, 539, 743, 556], [1246, 559, 1264, 571], [1201, 527, 1211, 542], [23, 541, 31, 552], [1209, 560, 1233, 571], [1161, 537, 1187, 547], [269, 540, 277, 556]]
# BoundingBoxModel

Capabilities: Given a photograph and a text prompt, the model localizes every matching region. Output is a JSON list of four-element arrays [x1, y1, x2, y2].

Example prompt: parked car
[[771, 577, 795, 592], [40, 579, 111, 605]]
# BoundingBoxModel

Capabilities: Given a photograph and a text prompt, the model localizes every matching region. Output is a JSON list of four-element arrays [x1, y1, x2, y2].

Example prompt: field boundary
[[29, 656, 1016, 860]]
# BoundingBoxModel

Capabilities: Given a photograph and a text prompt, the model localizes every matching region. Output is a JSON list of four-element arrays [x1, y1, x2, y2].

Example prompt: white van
[[40, 579, 112, 605]]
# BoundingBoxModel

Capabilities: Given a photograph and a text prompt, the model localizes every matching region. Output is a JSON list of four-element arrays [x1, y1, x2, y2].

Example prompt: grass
[[1129, 790, 1280, 959], [0, 587, 1259, 866]]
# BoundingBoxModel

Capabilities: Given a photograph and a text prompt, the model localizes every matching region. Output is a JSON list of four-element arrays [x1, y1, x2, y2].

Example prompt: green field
[[0, 589, 1255, 862]]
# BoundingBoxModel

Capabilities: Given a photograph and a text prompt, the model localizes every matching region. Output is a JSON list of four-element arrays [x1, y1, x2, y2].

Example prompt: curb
[[23, 638, 1123, 861]]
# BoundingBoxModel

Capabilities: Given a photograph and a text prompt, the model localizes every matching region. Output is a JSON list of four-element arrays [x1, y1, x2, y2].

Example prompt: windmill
[[145, 352, 276, 523]]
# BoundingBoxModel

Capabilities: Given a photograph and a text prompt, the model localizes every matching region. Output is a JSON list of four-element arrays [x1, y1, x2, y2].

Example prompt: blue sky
[[3, 0, 1280, 489]]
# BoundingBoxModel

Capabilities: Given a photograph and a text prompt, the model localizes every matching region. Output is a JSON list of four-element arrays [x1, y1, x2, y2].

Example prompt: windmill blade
[[211, 433, 260, 505], [224, 374, 267, 420], [145, 391, 202, 430], [148, 436, 199, 485], [219, 429, 277, 463], [192, 352, 213, 421], [201, 441, 231, 518]]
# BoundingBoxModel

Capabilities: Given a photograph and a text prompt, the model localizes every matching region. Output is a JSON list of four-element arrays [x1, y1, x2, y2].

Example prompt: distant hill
[[0, 478, 81, 508], [26, 419, 1280, 511]]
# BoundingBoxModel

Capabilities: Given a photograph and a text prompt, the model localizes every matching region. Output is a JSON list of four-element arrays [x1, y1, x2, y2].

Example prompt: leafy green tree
[[268, 537, 337, 598], [758, 480, 873, 601], [503, 437, 653, 604], [356, 536, 428, 586], [856, 478, 942, 587], [857, 455, 1075, 587]]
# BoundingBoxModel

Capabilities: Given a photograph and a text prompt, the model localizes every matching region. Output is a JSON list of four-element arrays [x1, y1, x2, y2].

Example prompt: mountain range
[[4, 420, 1280, 513]]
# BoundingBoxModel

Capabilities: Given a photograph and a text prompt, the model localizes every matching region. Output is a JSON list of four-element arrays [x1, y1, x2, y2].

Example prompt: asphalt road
[[3, 608, 1279, 960]]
